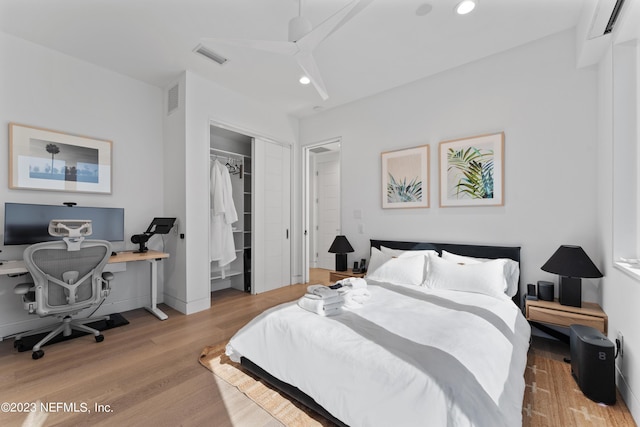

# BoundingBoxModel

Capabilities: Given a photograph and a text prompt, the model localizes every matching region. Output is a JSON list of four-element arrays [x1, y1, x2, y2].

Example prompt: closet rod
[[210, 153, 242, 162], [210, 147, 249, 158]]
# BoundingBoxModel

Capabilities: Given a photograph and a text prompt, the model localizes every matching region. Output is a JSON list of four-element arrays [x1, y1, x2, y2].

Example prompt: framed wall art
[[9, 123, 112, 194], [381, 144, 429, 209], [439, 132, 504, 207]]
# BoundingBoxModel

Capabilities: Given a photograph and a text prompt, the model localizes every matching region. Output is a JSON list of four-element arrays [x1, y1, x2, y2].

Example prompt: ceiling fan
[[202, 0, 372, 100]]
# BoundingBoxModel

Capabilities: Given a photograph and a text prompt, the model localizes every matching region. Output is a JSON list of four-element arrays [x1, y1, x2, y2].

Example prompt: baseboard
[[162, 293, 210, 315], [617, 364, 640, 423]]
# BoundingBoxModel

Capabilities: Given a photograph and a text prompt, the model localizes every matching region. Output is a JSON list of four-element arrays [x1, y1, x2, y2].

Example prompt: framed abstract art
[[381, 145, 429, 209], [439, 132, 504, 207]]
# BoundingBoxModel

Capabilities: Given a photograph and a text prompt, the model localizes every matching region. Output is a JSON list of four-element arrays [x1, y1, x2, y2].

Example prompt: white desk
[[0, 250, 170, 321]]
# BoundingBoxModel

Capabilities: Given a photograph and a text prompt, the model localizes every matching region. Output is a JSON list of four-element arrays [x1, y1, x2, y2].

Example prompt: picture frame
[[9, 123, 112, 194], [439, 132, 504, 207], [381, 144, 429, 209]]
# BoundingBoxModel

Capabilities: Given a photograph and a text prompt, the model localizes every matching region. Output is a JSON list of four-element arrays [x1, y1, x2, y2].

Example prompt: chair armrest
[[14, 283, 34, 295]]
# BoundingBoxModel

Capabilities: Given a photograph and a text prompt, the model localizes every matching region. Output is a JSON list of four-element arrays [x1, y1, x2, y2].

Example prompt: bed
[[226, 239, 532, 426]]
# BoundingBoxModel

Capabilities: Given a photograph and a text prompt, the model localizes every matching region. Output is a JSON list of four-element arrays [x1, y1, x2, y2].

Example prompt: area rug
[[199, 344, 335, 427], [523, 351, 635, 426], [200, 345, 635, 427], [15, 312, 129, 352]]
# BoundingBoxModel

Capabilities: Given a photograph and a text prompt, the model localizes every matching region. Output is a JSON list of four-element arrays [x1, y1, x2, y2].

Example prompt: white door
[[253, 138, 291, 293], [315, 153, 340, 270]]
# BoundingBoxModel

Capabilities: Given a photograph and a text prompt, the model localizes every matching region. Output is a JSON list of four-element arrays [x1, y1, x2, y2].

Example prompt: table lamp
[[541, 245, 603, 307], [328, 235, 354, 272]]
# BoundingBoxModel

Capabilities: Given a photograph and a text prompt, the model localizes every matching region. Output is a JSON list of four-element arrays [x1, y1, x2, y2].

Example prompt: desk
[[0, 250, 170, 321]]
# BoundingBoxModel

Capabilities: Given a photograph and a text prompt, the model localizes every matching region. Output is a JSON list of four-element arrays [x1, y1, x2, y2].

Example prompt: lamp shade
[[541, 245, 603, 278], [328, 235, 354, 254]]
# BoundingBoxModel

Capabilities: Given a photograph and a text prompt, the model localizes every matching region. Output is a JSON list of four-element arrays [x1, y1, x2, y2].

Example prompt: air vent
[[193, 44, 228, 65], [588, 0, 626, 39], [167, 83, 179, 115], [310, 147, 331, 154]]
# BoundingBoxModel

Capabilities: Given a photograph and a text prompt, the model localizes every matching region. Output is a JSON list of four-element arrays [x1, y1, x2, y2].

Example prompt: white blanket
[[227, 280, 531, 427]]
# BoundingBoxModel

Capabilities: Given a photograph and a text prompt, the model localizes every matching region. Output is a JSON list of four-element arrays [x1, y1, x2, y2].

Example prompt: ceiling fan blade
[[201, 38, 298, 56], [325, 0, 373, 40], [296, 52, 329, 100], [297, 0, 372, 52]]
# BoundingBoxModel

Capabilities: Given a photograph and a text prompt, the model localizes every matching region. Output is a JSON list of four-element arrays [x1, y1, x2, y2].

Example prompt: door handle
[[286, 229, 289, 239]]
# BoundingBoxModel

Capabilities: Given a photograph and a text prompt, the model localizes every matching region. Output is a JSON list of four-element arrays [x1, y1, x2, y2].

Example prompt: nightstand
[[329, 269, 366, 283], [526, 299, 608, 335]]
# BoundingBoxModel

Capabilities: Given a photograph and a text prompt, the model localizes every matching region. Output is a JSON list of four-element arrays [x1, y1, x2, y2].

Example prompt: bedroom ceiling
[[0, 0, 586, 117]]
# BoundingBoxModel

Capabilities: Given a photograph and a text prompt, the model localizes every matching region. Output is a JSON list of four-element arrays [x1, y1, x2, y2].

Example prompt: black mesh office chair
[[13, 223, 114, 359]]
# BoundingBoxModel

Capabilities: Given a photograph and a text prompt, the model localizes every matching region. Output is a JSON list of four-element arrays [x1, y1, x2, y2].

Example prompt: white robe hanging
[[210, 159, 238, 270]]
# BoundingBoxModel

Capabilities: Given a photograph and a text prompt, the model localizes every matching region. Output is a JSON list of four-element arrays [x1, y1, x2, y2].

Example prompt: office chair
[[13, 222, 114, 359]]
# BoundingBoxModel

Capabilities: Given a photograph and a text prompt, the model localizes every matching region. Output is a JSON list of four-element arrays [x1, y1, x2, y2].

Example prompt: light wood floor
[[0, 269, 633, 426]]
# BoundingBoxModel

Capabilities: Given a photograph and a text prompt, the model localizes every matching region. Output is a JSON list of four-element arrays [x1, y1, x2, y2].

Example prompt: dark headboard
[[370, 239, 522, 307]]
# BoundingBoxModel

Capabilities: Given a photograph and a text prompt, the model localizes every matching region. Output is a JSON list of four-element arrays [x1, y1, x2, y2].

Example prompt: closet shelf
[[210, 269, 243, 280]]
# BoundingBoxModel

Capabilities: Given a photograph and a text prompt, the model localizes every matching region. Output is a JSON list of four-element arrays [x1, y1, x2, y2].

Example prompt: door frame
[[302, 137, 341, 283]]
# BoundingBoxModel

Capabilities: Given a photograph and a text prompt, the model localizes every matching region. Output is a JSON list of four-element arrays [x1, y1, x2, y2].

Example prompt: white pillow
[[380, 246, 438, 283], [424, 255, 509, 298], [441, 250, 520, 297], [366, 247, 425, 286], [380, 246, 438, 259]]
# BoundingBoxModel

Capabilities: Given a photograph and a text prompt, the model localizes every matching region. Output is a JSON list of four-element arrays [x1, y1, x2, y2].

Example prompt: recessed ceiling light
[[455, 0, 476, 15], [299, 76, 311, 85]]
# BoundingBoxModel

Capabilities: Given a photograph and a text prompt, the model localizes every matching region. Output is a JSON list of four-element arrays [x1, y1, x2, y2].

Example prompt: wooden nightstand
[[329, 269, 366, 283], [525, 299, 608, 335]]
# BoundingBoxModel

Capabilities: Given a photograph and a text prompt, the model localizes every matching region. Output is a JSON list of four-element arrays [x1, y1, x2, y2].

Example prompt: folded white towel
[[298, 296, 342, 316], [307, 284, 340, 299], [337, 277, 368, 289], [303, 292, 343, 305]]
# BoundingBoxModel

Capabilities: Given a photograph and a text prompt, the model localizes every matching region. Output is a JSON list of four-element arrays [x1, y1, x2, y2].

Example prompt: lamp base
[[559, 276, 581, 307], [335, 254, 347, 272]]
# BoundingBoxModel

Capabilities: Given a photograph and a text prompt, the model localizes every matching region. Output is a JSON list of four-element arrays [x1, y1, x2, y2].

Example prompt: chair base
[[15, 314, 110, 352]]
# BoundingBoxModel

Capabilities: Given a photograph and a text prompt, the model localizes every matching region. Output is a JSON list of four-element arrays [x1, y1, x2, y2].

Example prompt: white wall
[[300, 29, 600, 300], [161, 70, 298, 314], [0, 32, 165, 337]]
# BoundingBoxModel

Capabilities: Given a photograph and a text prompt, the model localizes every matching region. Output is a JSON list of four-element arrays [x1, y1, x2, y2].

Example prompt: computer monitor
[[3, 202, 125, 245]]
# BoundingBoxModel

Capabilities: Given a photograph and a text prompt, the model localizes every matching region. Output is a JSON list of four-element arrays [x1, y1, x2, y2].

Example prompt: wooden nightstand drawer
[[527, 306, 605, 333], [525, 299, 607, 334]]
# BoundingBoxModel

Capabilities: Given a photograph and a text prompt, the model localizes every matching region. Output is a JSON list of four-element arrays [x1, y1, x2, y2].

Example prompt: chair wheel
[[13, 339, 23, 350], [32, 350, 44, 360], [95, 334, 104, 343]]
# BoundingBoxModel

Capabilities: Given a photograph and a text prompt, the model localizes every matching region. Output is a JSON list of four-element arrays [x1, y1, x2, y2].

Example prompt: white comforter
[[226, 281, 531, 427]]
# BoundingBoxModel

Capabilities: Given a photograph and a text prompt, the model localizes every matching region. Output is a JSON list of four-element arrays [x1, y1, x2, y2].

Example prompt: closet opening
[[209, 122, 292, 295], [210, 125, 252, 293], [303, 139, 342, 283]]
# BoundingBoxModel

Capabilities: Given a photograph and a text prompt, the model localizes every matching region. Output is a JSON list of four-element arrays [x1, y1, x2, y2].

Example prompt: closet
[[210, 125, 292, 294], [210, 126, 252, 293]]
